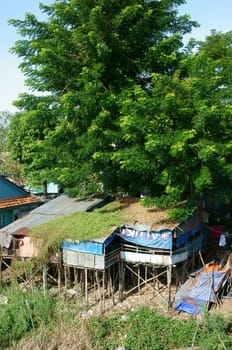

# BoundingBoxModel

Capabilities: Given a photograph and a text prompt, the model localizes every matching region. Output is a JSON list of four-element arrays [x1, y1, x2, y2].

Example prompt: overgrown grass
[[31, 200, 126, 257], [88, 307, 232, 350], [0, 285, 55, 349], [1, 287, 232, 350]]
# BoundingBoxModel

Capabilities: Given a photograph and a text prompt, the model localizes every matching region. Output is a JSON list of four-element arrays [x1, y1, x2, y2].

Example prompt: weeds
[[1, 289, 232, 350]]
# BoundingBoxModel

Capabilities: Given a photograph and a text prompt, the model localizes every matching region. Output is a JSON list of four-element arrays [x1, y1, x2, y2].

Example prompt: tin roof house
[[0, 175, 42, 230], [0, 194, 110, 259]]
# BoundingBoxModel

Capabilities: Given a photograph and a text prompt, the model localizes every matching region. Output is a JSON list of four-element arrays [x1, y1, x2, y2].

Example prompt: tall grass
[[0, 288, 232, 350], [0, 285, 55, 349]]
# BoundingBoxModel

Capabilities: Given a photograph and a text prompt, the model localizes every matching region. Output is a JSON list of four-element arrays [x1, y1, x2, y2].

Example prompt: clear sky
[[1, 0, 232, 112]]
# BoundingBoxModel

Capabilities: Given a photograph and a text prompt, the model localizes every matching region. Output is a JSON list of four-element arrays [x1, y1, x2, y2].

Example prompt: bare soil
[[118, 197, 178, 230]]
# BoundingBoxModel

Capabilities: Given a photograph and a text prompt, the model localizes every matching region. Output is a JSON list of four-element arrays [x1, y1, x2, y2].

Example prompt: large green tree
[[140, 31, 232, 220], [7, 0, 196, 196]]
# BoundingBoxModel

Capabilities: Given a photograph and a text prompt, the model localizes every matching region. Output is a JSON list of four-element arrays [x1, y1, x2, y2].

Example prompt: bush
[[88, 306, 197, 350], [0, 286, 55, 348]]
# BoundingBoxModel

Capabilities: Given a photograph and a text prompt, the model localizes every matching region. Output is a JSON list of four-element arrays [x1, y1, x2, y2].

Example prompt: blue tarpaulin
[[176, 297, 206, 315], [175, 271, 227, 315], [118, 225, 173, 250], [61, 232, 118, 255], [176, 224, 203, 247], [61, 240, 104, 255]]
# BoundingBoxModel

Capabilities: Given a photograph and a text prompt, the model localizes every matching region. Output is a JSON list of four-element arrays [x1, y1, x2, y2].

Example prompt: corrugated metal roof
[[0, 194, 109, 248], [0, 196, 42, 209]]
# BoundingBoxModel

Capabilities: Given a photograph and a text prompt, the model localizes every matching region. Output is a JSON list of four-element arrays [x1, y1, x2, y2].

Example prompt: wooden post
[[152, 265, 155, 299], [102, 270, 105, 312], [137, 265, 141, 292], [74, 268, 78, 287], [95, 270, 102, 310], [145, 265, 148, 294], [42, 262, 47, 296], [85, 268, 88, 306], [119, 261, 124, 302], [56, 250, 62, 296], [109, 267, 115, 305], [29, 264, 34, 293], [107, 269, 111, 298], [167, 265, 172, 311]]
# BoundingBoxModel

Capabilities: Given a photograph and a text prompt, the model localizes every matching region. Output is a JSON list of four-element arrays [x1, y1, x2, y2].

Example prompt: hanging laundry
[[219, 233, 226, 247]]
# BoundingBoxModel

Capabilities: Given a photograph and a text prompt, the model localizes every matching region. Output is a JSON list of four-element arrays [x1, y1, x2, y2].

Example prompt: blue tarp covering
[[118, 226, 172, 250], [176, 224, 203, 247], [61, 232, 118, 255], [62, 240, 104, 255], [175, 297, 206, 315], [188, 271, 226, 302], [175, 271, 227, 315]]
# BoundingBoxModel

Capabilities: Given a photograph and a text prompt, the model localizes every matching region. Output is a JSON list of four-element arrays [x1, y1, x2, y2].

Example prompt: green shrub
[[196, 313, 232, 350], [88, 306, 197, 350], [0, 286, 55, 348]]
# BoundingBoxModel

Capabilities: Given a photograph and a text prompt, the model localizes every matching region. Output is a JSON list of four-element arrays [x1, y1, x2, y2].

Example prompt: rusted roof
[[0, 196, 42, 210]]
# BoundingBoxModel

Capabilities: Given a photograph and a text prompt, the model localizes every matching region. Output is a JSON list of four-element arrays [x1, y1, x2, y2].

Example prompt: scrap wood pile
[[174, 252, 232, 315]]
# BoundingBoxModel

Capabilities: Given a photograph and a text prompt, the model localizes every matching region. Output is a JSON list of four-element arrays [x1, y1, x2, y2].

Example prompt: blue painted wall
[[0, 176, 27, 198]]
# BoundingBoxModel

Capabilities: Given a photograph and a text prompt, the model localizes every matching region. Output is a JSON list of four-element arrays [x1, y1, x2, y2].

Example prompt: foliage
[[7, 0, 196, 196], [6, 1, 232, 219], [0, 111, 11, 151], [196, 312, 232, 349], [141, 196, 197, 222], [0, 289, 232, 350], [0, 285, 55, 348], [87, 306, 232, 350]]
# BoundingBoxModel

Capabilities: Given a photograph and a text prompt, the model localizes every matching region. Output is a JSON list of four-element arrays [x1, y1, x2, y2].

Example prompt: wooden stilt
[[29, 264, 34, 293], [42, 262, 47, 296], [109, 267, 115, 305], [167, 265, 172, 311], [145, 265, 147, 294], [64, 265, 68, 298], [119, 261, 124, 302], [84, 268, 88, 306], [57, 251, 61, 296], [102, 270, 105, 311], [74, 268, 78, 288], [74, 268, 78, 302], [138, 265, 140, 292], [107, 269, 111, 298]]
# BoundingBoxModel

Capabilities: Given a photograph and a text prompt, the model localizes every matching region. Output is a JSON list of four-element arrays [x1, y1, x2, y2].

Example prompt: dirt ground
[[118, 197, 178, 230]]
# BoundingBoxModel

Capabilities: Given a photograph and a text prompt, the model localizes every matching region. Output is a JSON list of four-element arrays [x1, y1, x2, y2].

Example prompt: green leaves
[[6, 0, 204, 201]]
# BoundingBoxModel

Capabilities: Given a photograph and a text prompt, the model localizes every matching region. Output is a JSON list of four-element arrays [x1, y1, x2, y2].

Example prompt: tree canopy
[[7, 0, 232, 220]]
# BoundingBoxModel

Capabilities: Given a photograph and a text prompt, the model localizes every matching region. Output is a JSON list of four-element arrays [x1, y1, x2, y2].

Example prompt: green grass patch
[[31, 200, 127, 257]]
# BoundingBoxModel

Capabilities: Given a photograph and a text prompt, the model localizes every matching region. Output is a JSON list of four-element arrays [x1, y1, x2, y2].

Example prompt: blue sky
[[1, 0, 232, 112]]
